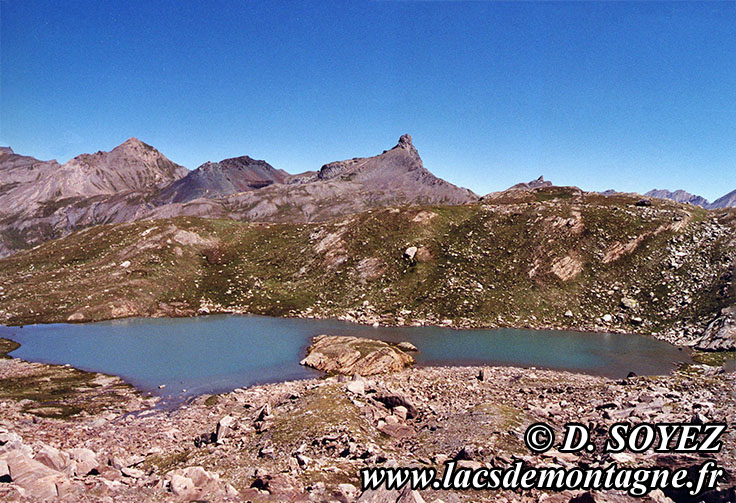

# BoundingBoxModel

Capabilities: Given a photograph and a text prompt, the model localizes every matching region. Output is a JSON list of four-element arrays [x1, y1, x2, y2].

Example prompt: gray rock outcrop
[[695, 307, 736, 351]]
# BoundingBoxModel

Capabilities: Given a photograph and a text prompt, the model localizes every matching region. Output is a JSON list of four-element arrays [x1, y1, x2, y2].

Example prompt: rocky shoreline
[[0, 337, 734, 502]]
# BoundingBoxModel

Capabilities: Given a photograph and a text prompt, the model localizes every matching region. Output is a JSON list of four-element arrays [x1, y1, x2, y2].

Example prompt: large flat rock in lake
[[300, 335, 414, 376]]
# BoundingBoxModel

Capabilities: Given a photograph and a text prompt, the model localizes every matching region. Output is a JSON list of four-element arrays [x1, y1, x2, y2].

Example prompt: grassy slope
[[0, 188, 734, 342]]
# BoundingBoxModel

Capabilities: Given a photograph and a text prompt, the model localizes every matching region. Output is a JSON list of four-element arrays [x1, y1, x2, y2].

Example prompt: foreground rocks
[[0, 344, 734, 502], [300, 335, 415, 375]]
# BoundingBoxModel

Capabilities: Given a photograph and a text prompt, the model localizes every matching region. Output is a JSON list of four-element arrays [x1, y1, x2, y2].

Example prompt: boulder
[[336, 483, 359, 502], [1, 449, 66, 499], [34, 445, 70, 472], [396, 341, 418, 352], [393, 406, 409, 421], [121, 466, 145, 478], [357, 485, 426, 503], [251, 472, 305, 500], [404, 247, 418, 260], [620, 298, 638, 309], [414, 246, 433, 263], [170, 473, 195, 497], [397, 486, 427, 503], [216, 415, 235, 444], [68, 448, 99, 476], [181, 466, 219, 488], [374, 393, 418, 418], [300, 335, 415, 375], [346, 379, 366, 395], [0, 458, 8, 481], [0, 432, 27, 455]]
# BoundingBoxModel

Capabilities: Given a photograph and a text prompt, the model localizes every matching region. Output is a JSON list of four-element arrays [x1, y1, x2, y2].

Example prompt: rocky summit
[[157, 156, 291, 204], [0, 135, 476, 257], [507, 176, 553, 191]]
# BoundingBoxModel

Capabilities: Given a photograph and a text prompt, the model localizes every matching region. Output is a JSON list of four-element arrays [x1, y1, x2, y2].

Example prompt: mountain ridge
[[0, 135, 477, 257], [645, 189, 710, 208]]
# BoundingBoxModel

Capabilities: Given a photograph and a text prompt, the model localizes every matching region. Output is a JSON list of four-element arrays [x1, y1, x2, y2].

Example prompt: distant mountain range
[[2, 135, 735, 257], [0, 135, 476, 257], [643, 188, 736, 210]]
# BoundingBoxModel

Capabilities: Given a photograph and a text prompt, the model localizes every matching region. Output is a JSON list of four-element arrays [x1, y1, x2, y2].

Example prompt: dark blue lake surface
[[0, 315, 689, 399]]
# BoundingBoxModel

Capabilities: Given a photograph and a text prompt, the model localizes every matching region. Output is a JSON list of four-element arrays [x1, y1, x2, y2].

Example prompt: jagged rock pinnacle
[[397, 134, 413, 148]]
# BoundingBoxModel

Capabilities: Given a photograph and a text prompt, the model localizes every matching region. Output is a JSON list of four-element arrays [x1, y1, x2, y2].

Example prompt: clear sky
[[2, 1, 735, 200]]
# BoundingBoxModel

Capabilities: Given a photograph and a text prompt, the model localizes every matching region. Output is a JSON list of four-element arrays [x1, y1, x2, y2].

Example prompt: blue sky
[[2, 1, 735, 200]]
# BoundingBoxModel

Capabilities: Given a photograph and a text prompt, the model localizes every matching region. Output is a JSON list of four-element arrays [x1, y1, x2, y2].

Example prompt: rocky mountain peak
[[219, 155, 264, 167], [0, 146, 14, 155], [114, 137, 155, 153], [394, 134, 419, 158], [397, 134, 413, 148], [156, 155, 286, 204]]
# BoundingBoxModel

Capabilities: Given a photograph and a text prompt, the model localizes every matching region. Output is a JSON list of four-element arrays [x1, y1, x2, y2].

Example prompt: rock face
[[0, 135, 477, 257], [695, 307, 736, 351], [300, 335, 415, 375], [645, 189, 710, 208]]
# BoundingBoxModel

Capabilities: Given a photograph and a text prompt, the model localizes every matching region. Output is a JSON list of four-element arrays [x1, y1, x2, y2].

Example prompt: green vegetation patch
[[692, 350, 736, 367], [0, 339, 134, 419]]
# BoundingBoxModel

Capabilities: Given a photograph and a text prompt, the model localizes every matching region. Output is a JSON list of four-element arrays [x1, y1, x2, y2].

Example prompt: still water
[[0, 315, 689, 399]]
